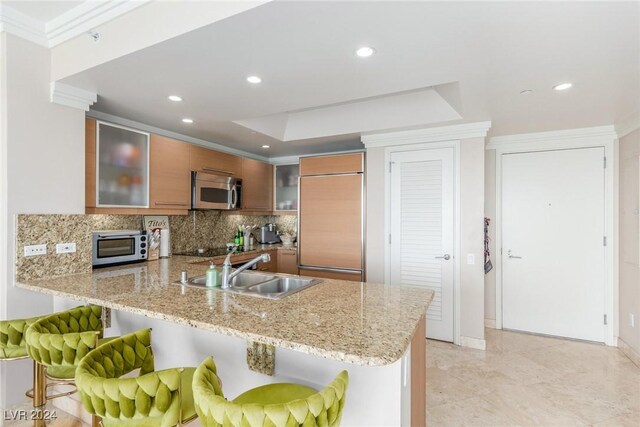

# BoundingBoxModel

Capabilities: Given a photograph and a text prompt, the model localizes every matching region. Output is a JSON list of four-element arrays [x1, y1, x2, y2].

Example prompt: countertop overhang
[[16, 256, 433, 366]]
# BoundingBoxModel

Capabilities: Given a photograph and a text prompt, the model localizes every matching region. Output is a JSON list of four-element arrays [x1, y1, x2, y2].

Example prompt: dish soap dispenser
[[206, 262, 218, 287]]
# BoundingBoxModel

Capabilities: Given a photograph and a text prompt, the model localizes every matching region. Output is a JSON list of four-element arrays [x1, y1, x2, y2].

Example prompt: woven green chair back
[[0, 314, 42, 359], [25, 305, 103, 368], [193, 357, 349, 427], [76, 328, 195, 427]]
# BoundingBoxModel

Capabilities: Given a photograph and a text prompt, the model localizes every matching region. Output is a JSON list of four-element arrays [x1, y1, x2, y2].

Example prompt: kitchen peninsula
[[17, 256, 433, 426]]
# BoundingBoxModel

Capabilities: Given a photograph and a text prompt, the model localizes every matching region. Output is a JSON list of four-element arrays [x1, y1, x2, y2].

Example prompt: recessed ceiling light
[[247, 76, 262, 84], [520, 89, 533, 95], [182, 118, 193, 124], [355, 46, 375, 58], [553, 82, 572, 91], [168, 95, 182, 102], [261, 145, 270, 149]]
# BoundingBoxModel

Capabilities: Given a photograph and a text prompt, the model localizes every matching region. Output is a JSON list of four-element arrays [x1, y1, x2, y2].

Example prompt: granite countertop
[[16, 256, 433, 366]]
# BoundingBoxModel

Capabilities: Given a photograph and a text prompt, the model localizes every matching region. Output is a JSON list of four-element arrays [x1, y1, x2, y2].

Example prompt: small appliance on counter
[[92, 230, 148, 267], [254, 223, 281, 244]]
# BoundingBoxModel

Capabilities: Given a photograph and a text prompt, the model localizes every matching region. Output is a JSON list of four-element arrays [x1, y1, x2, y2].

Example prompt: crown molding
[[46, 0, 150, 47], [361, 121, 491, 148], [0, 3, 48, 46], [486, 125, 619, 150], [50, 82, 97, 111], [615, 115, 640, 139], [86, 110, 270, 162], [0, 1, 149, 48]]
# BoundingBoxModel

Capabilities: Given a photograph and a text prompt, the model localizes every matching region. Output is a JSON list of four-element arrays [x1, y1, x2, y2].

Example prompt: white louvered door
[[390, 148, 454, 341]]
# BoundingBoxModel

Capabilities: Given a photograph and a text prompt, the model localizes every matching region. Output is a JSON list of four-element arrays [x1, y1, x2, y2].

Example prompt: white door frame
[[487, 126, 619, 346], [384, 141, 461, 345]]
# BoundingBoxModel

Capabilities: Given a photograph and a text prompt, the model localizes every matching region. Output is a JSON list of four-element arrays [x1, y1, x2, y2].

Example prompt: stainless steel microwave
[[191, 171, 242, 210], [92, 230, 148, 267]]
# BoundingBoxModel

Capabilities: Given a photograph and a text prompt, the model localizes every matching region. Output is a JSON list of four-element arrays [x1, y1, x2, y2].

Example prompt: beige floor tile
[[479, 384, 586, 426], [427, 395, 520, 427], [427, 329, 640, 426], [591, 410, 640, 427], [427, 367, 478, 408], [485, 328, 565, 355]]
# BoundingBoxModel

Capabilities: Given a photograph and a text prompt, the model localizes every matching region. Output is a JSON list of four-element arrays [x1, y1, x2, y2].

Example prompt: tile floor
[[427, 328, 640, 426], [4, 328, 639, 426]]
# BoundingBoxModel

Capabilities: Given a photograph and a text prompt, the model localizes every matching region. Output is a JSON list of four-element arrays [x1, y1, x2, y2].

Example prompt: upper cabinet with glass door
[[96, 122, 150, 207], [274, 164, 300, 211]]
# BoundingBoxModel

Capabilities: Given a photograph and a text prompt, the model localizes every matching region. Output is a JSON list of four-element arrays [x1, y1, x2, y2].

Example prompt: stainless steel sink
[[174, 272, 321, 299], [178, 272, 275, 289], [243, 277, 321, 299]]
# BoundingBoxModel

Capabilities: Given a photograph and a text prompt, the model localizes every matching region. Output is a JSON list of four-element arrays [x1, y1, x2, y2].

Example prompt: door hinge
[[604, 156, 607, 169], [389, 161, 395, 173], [604, 314, 608, 325], [603, 236, 607, 246], [389, 234, 392, 244]]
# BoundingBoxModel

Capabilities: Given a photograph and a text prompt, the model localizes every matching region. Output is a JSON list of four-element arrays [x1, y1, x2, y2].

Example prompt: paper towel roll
[[160, 229, 171, 258]]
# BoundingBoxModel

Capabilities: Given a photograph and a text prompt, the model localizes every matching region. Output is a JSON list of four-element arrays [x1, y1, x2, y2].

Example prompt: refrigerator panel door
[[299, 174, 363, 270], [299, 267, 363, 282]]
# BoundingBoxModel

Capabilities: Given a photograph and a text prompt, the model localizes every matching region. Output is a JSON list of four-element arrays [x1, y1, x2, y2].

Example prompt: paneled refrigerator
[[297, 153, 365, 282]]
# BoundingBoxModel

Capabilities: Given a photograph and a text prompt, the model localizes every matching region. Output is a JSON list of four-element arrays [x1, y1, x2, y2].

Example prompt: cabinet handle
[[245, 206, 269, 209], [202, 167, 233, 175], [155, 201, 189, 206]]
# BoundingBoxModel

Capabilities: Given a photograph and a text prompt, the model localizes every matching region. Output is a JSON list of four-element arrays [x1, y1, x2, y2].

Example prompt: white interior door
[[390, 148, 454, 342], [502, 147, 606, 342]]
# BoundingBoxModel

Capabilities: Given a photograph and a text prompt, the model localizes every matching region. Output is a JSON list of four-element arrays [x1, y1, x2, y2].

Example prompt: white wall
[[365, 148, 385, 283], [619, 128, 640, 355], [365, 137, 486, 344], [484, 150, 497, 322], [0, 33, 85, 409], [459, 138, 486, 341]]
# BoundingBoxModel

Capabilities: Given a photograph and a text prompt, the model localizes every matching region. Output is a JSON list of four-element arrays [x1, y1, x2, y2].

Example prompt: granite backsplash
[[15, 212, 296, 281]]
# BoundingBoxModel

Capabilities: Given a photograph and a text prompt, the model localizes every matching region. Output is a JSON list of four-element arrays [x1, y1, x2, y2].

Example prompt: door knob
[[435, 254, 451, 260], [507, 250, 522, 259]]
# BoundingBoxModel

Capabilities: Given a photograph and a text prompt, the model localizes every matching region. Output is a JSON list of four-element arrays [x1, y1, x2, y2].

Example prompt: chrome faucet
[[220, 252, 271, 289]]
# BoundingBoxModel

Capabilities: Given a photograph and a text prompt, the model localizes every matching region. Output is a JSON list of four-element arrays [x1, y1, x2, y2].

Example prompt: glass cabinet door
[[274, 164, 299, 211], [97, 122, 150, 207]]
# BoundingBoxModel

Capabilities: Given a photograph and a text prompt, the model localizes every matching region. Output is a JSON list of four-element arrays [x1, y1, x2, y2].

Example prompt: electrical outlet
[[56, 243, 76, 254], [467, 254, 475, 265], [24, 244, 47, 257], [630, 313, 635, 328]]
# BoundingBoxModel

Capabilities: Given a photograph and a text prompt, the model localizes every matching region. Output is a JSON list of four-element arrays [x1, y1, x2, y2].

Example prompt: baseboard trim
[[618, 338, 640, 368], [484, 318, 496, 329], [460, 336, 486, 350]]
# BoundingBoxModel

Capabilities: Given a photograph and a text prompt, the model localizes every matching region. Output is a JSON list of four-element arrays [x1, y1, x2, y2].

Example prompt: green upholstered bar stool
[[25, 305, 114, 415], [0, 314, 44, 402], [75, 328, 198, 427], [193, 356, 349, 427]]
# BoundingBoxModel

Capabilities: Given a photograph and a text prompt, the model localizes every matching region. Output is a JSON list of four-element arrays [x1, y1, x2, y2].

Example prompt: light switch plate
[[467, 254, 475, 265], [631, 313, 635, 328], [56, 243, 76, 254], [24, 244, 47, 257]]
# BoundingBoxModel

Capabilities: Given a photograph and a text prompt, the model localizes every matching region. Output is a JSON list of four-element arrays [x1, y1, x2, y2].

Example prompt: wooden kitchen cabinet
[[190, 145, 242, 177], [300, 152, 364, 176], [257, 250, 277, 272], [277, 249, 299, 275], [242, 158, 273, 211], [149, 134, 191, 211]]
